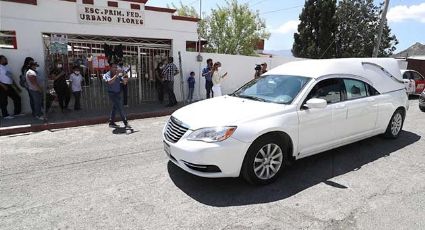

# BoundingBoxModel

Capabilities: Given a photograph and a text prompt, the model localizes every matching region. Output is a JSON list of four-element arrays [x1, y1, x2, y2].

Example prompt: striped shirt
[[161, 63, 179, 81]]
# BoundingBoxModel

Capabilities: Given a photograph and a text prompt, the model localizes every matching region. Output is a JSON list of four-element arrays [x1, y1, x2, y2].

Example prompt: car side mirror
[[305, 98, 327, 109]]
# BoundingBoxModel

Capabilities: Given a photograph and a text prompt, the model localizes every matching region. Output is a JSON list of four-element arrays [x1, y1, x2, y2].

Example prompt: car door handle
[[367, 98, 375, 102]]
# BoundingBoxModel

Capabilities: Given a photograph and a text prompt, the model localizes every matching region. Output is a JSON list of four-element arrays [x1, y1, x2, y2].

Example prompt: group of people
[[0, 55, 84, 120], [202, 58, 229, 99]]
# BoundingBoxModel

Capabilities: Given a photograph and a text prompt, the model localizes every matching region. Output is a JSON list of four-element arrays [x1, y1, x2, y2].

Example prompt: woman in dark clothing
[[21, 57, 36, 116], [50, 62, 70, 112]]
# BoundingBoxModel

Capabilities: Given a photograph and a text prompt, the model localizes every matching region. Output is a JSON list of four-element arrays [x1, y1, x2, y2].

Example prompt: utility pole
[[372, 0, 390, 57]]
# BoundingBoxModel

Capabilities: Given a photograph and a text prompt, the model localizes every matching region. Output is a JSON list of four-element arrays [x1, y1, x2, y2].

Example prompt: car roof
[[268, 58, 404, 93]]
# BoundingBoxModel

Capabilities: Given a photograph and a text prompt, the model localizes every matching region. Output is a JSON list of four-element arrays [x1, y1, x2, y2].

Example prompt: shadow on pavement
[[112, 127, 138, 135], [168, 131, 421, 207]]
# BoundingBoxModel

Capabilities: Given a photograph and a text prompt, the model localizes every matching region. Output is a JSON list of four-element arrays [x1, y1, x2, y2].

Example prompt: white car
[[163, 58, 409, 185]]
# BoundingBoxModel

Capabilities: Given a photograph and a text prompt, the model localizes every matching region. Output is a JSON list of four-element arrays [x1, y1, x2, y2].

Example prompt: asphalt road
[[1, 100, 424, 230]]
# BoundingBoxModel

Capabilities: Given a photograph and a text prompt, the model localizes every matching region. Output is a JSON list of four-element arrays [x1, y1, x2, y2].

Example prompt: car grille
[[164, 116, 189, 143]]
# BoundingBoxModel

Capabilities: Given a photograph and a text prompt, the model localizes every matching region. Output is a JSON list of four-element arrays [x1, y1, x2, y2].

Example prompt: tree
[[292, 0, 337, 58], [335, 0, 398, 57], [198, 0, 270, 56], [167, 1, 199, 18]]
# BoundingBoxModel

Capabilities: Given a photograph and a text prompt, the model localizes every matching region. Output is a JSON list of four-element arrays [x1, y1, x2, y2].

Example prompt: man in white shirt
[[0, 55, 21, 119]]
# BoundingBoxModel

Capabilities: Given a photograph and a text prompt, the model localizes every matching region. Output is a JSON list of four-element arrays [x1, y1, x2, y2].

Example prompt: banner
[[50, 34, 68, 55]]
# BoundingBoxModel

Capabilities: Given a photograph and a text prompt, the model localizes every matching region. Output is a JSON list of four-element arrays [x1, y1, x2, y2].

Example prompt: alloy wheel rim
[[253, 143, 283, 180], [391, 113, 403, 136]]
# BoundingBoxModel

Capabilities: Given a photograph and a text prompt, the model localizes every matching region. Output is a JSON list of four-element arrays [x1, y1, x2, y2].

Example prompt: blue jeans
[[28, 89, 43, 117], [187, 87, 194, 102], [108, 92, 127, 123]]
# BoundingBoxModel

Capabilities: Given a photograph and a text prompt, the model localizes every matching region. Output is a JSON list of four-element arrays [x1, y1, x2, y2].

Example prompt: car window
[[306, 78, 343, 104], [412, 72, 424, 81], [367, 84, 380, 96], [343, 79, 367, 100], [402, 72, 412, 80], [232, 75, 310, 104]]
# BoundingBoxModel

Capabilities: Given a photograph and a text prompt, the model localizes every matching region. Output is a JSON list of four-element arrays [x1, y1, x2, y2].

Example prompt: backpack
[[19, 73, 28, 89]]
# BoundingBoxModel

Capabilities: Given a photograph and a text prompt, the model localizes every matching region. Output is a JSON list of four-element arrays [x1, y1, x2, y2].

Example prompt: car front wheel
[[241, 136, 287, 185], [384, 109, 404, 139], [419, 105, 425, 112]]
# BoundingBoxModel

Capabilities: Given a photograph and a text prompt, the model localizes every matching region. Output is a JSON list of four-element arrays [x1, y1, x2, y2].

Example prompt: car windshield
[[231, 75, 311, 104]]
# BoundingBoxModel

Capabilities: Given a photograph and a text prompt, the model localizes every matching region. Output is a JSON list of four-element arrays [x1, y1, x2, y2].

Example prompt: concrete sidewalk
[[0, 102, 182, 136]]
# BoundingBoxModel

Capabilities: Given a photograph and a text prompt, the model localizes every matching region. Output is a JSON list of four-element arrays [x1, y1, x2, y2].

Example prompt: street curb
[[0, 109, 176, 136]]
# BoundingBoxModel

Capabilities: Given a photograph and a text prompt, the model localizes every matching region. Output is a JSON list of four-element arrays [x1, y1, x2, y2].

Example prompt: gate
[[42, 33, 171, 112]]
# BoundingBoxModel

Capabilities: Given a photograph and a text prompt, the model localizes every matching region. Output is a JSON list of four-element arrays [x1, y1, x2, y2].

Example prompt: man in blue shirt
[[103, 63, 130, 128], [202, 58, 213, 98]]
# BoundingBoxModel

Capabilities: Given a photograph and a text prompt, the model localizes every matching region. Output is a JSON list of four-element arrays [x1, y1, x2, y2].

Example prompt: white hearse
[[163, 58, 409, 185]]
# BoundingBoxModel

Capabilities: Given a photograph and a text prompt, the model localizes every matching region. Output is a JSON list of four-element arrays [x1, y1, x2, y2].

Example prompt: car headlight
[[186, 126, 237, 142]]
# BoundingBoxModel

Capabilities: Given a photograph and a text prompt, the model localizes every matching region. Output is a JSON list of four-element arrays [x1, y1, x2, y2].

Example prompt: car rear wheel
[[384, 109, 404, 139], [241, 136, 288, 185]]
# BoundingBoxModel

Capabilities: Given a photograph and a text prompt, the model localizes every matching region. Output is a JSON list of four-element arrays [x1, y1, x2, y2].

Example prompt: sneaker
[[36, 116, 45, 121], [14, 113, 25, 117], [3, 115, 14, 119], [109, 122, 119, 128], [124, 122, 131, 128]]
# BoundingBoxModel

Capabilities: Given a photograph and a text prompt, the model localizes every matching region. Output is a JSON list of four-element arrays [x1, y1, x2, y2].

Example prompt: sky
[[148, 0, 425, 53]]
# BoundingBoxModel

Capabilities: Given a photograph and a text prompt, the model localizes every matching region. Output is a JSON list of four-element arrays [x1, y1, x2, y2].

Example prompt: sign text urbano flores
[[78, 5, 144, 26]]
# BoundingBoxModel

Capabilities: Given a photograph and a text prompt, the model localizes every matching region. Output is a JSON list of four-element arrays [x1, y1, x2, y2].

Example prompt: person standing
[[187, 71, 195, 103], [25, 62, 44, 120], [212, 62, 228, 97], [0, 55, 21, 119], [103, 63, 130, 128], [69, 66, 83, 110], [161, 57, 179, 107], [50, 61, 70, 112], [155, 61, 165, 104], [20, 57, 36, 117], [118, 62, 129, 107], [202, 58, 213, 98]]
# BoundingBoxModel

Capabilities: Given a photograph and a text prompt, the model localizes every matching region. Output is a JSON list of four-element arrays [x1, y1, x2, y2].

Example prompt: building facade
[[0, 0, 199, 112]]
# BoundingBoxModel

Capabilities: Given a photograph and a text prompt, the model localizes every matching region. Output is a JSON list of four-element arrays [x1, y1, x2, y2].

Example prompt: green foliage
[[198, 0, 270, 56], [167, 1, 199, 18], [335, 0, 398, 57], [292, 0, 337, 58], [292, 0, 398, 58]]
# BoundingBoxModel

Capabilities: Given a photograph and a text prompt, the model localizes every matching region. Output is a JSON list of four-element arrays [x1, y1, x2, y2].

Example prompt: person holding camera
[[103, 62, 130, 128], [254, 62, 268, 79]]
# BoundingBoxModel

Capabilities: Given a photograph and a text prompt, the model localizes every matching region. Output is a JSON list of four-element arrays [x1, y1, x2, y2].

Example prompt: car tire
[[241, 135, 289, 185], [384, 109, 405, 139], [419, 105, 425, 112]]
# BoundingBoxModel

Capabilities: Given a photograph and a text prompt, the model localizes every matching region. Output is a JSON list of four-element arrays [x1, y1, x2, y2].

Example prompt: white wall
[[173, 52, 300, 101]]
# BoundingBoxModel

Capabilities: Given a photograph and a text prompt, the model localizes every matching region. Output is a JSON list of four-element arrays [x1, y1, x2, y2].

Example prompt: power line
[[260, 5, 304, 15], [251, 0, 269, 7]]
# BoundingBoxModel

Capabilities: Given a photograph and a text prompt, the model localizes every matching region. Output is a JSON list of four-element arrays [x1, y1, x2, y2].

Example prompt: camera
[[255, 64, 261, 71]]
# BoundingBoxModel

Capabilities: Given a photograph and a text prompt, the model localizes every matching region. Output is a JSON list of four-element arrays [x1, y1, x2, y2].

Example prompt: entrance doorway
[[42, 33, 171, 112]]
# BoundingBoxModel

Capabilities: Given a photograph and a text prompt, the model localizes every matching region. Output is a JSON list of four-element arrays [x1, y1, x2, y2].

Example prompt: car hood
[[171, 96, 286, 130]]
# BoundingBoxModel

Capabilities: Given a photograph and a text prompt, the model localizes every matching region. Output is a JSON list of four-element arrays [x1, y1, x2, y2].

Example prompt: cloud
[[271, 20, 299, 34], [387, 3, 425, 23]]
